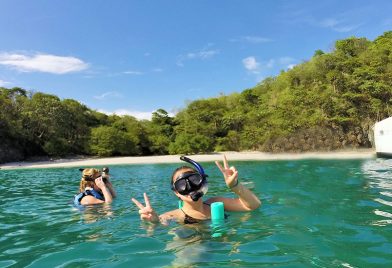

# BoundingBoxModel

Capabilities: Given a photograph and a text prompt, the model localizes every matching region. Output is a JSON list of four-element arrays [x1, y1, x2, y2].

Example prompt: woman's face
[[172, 168, 194, 201], [172, 167, 208, 202]]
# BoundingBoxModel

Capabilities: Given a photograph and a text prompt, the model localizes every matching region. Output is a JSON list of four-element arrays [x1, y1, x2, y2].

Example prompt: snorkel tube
[[179, 156, 208, 201], [180, 156, 207, 178]]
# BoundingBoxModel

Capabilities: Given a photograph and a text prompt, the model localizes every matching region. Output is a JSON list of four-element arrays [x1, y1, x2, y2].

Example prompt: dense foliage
[[1, 32, 391, 162]]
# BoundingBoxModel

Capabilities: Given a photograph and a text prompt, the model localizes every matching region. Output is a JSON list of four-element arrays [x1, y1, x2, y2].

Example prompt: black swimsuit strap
[[180, 202, 212, 224], [181, 209, 200, 224]]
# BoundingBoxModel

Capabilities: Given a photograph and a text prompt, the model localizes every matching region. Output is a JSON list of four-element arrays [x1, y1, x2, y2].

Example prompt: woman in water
[[132, 155, 261, 224], [74, 167, 116, 206]]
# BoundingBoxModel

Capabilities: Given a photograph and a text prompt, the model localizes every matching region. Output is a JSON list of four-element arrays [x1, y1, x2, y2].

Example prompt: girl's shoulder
[[161, 208, 183, 218], [160, 209, 184, 224]]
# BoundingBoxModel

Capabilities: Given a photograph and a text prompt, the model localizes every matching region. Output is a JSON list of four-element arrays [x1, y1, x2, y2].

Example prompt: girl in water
[[131, 155, 261, 224], [74, 167, 116, 206]]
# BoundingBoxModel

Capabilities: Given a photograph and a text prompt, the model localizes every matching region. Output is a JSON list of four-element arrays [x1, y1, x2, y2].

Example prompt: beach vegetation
[[1, 31, 392, 162]]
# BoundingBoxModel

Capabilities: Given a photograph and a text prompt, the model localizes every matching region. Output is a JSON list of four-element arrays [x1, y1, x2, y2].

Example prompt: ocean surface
[[0, 158, 391, 267]]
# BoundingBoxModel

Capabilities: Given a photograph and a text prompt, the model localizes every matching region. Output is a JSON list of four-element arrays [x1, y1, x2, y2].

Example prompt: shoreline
[[0, 149, 376, 170]]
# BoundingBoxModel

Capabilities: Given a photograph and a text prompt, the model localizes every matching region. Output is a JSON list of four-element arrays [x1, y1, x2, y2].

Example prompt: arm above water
[[159, 209, 182, 225], [212, 155, 261, 211], [80, 177, 113, 205], [105, 178, 117, 198], [207, 184, 261, 211], [96, 177, 113, 203]]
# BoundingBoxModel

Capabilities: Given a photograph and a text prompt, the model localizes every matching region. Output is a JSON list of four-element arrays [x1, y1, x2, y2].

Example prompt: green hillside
[[1, 32, 391, 163]]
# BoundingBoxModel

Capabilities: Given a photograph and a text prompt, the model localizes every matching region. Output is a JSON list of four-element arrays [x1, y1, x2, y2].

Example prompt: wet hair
[[79, 179, 95, 193], [79, 168, 101, 192], [171, 166, 197, 184]]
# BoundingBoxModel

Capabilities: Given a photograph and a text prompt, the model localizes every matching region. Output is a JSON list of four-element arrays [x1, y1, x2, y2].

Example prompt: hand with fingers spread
[[215, 154, 239, 189], [131, 193, 159, 223]]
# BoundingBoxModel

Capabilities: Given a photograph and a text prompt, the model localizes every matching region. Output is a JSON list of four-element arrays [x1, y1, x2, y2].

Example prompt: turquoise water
[[1, 158, 392, 267]]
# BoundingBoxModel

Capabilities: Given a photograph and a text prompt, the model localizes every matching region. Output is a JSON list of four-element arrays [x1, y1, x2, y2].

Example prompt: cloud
[[242, 56, 297, 81], [281, 5, 364, 33], [98, 108, 176, 121], [320, 18, 339, 28], [243, 56, 296, 72], [0, 79, 11, 87], [266, 59, 275, 68], [97, 109, 146, 120], [123, 70, 143, 75], [231, 36, 272, 44], [278, 57, 296, 65], [112, 109, 153, 120], [287, 64, 296, 70], [152, 68, 163, 72], [277, 57, 297, 69], [319, 18, 361, 33], [94, 91, 122, 100], [0, 52, 88, 74], [177, 45, 219, 66], [187, 50, 218, 60], [242, 56, 260, 73]]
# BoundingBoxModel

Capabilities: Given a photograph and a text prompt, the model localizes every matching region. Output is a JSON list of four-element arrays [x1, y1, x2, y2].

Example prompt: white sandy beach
[[0, 149, 376, 170]]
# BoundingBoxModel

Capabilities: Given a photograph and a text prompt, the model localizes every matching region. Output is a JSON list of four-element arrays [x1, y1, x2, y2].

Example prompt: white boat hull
[[374, 117, 392, 158]]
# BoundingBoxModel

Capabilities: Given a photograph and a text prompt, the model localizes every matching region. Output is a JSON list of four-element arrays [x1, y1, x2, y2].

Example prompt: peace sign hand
[[131, 193, 159, 223], [215, 155, 239, 188]]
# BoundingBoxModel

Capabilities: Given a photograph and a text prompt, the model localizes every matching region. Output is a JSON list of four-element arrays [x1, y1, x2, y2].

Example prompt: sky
[[0, 0, 391, 120]]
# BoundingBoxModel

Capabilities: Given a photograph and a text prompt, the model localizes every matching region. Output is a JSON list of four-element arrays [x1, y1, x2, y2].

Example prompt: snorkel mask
[[171, 156, 208, 201]]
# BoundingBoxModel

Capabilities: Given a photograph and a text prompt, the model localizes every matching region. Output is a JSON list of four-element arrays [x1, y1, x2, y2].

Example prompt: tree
[[61, 99, 93, 154], [111, 115, 147, 155], [147, 109, 175, 154], [89, 126, 137, 156], [168, 133, 211, 154], [314, 49, 324, 57]]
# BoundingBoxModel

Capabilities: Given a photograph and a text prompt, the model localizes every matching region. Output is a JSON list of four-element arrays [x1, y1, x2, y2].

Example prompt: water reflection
[[166, 225, 206, 267], [73, 204, 114, 224], [362, 158, 392, 226], [163, 212, 255, 267]]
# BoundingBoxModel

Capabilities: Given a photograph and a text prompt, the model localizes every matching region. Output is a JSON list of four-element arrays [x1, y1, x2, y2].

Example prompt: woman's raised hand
[[215, 155, 239, 188], [131, 193, 159, 223], [94, 177, 106, 189]]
